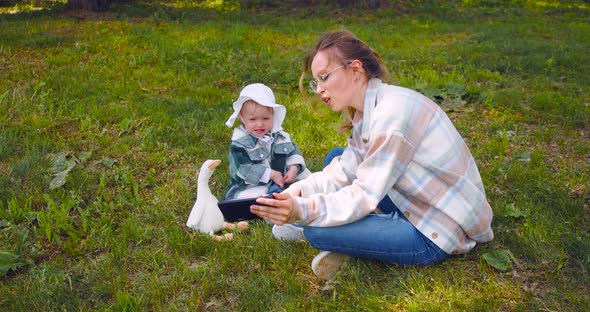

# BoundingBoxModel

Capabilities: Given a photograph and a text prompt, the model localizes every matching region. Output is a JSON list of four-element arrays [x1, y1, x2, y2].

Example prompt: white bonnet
[[225, 83, 286, 133]]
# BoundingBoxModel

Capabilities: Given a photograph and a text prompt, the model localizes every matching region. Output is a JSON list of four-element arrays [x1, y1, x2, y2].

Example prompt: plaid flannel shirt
[[292, 79, 493, 255]]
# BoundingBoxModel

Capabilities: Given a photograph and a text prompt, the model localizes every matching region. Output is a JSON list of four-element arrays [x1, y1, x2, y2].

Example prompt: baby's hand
[[283, 165, 298, 184], [270, 170, 285, 188]]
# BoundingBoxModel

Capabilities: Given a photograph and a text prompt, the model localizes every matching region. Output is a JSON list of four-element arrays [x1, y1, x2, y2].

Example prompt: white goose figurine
[[186, 159, 226, 236]]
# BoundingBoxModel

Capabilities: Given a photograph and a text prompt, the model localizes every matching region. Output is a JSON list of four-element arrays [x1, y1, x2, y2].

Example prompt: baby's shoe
[[272, 224, 304, 241]]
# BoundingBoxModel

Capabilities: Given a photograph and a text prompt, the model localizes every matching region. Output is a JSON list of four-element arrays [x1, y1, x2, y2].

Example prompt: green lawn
[[1, 1, 589, 311]]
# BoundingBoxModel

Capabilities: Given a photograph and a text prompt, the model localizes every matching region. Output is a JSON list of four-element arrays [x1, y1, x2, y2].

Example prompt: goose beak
[[207, 159, 222, 170]]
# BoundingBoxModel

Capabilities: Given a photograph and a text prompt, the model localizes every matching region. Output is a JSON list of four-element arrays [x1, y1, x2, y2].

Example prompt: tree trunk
[[67, 0, 111, 11]]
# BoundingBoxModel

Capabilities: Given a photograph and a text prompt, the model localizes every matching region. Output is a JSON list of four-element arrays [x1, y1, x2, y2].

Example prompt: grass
[[1, 0, 589, 311]]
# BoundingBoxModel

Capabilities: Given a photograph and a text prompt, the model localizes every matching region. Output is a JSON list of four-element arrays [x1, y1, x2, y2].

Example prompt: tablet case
[[217, 194, 273, 222]]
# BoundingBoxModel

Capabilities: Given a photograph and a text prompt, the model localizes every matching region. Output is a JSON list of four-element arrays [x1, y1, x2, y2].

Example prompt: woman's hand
[[283, 184, 301, 197], [251, 192, 300, 225]]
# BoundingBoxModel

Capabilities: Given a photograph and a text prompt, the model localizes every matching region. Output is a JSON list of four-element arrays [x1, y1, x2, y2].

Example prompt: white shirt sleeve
[[260, 168, 271, 183]]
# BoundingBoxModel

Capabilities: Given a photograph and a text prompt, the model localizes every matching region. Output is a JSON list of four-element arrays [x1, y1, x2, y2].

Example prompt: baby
[[224, 83, 310, 200]]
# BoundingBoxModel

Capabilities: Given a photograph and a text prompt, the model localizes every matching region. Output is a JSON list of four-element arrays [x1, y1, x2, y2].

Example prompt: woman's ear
[[349, 59, 365, 81], [350, 59, 365, 74]]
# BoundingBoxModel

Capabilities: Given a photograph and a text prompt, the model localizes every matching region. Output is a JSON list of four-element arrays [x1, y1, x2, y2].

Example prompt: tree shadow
[[0, 0, 401, 22]]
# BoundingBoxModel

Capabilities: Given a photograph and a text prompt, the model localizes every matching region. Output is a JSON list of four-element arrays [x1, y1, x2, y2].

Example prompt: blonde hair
[[299, 30, 388, 133]]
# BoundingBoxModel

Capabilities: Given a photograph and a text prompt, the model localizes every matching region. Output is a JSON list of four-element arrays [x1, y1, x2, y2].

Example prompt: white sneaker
[[311, 251, 350, 280], [272, 224, 304, 241]]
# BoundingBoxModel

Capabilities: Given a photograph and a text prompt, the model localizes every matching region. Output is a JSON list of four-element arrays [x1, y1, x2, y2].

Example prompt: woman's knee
[[323, 147, 345, 168]]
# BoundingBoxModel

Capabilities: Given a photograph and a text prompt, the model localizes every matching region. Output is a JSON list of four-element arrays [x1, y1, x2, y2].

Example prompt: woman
[[252, 30, 494, 280]]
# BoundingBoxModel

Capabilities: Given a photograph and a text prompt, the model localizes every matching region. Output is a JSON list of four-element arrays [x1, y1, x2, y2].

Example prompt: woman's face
[[310, 50, 359, 112]]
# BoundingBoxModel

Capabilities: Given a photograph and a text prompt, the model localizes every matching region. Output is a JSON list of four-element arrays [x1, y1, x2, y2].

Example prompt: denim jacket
[[224, 126, 307, 200]]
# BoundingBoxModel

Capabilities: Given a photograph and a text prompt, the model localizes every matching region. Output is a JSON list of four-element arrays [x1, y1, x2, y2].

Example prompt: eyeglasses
[[309, 62, 350, 93]]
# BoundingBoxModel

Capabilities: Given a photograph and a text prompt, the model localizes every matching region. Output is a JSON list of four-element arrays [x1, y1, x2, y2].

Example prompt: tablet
[[217, 194, 275, 222]]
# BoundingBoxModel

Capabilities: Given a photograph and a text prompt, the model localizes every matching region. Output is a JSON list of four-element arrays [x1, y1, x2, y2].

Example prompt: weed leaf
[[445, 82, 467, 97], [515, 150, 531, 162], [0, 250, 29, 275], [482, 249, 513, 271], [78, 151, 92, 165], [48, 152, 76, 189], [442, 97, 467, 107], [49, 152, 75, 174], [101, 157, 118, 168], [505, 203, 529, 218], [49, 171, 69, 190], [119, 118, 133, 136]]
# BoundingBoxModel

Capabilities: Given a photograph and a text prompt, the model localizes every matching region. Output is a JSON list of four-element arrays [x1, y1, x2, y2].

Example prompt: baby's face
[[240, 100, 274, 137]]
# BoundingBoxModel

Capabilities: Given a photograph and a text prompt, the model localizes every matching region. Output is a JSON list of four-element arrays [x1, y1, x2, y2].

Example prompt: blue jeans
[[267, 183, 284, 195], [302, 147, 450, 266]]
